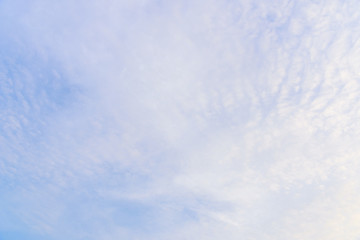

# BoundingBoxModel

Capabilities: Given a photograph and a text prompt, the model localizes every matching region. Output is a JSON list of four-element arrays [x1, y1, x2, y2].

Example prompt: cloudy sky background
[[1, 0, 360, 239]]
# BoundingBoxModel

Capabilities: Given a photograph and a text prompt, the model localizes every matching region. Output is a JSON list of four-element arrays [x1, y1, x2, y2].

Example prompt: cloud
[[1, 0, 360, 239]]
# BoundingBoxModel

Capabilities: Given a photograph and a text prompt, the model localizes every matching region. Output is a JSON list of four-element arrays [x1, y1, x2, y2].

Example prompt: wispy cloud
[[1, 0, 360, 239]]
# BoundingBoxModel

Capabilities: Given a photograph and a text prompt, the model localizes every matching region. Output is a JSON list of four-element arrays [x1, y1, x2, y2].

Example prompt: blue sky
[[1, 0, 360, 239]]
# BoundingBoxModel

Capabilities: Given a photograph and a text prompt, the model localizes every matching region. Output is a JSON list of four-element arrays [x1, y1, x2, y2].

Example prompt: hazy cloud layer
[[1, 0, 360, 239]]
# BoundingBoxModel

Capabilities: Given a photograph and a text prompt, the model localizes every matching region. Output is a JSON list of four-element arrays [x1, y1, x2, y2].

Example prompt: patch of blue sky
[[0, 231, 52, 240], [0, 50, 81, 142], [0, 195, 53, 240]]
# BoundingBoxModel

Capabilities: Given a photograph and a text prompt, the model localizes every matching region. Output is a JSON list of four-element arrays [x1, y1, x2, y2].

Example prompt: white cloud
[[1, 0, 360, 239]]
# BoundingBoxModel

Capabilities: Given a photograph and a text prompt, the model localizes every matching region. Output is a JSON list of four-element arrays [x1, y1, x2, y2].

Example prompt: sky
[[1, 0, 360, 239]]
